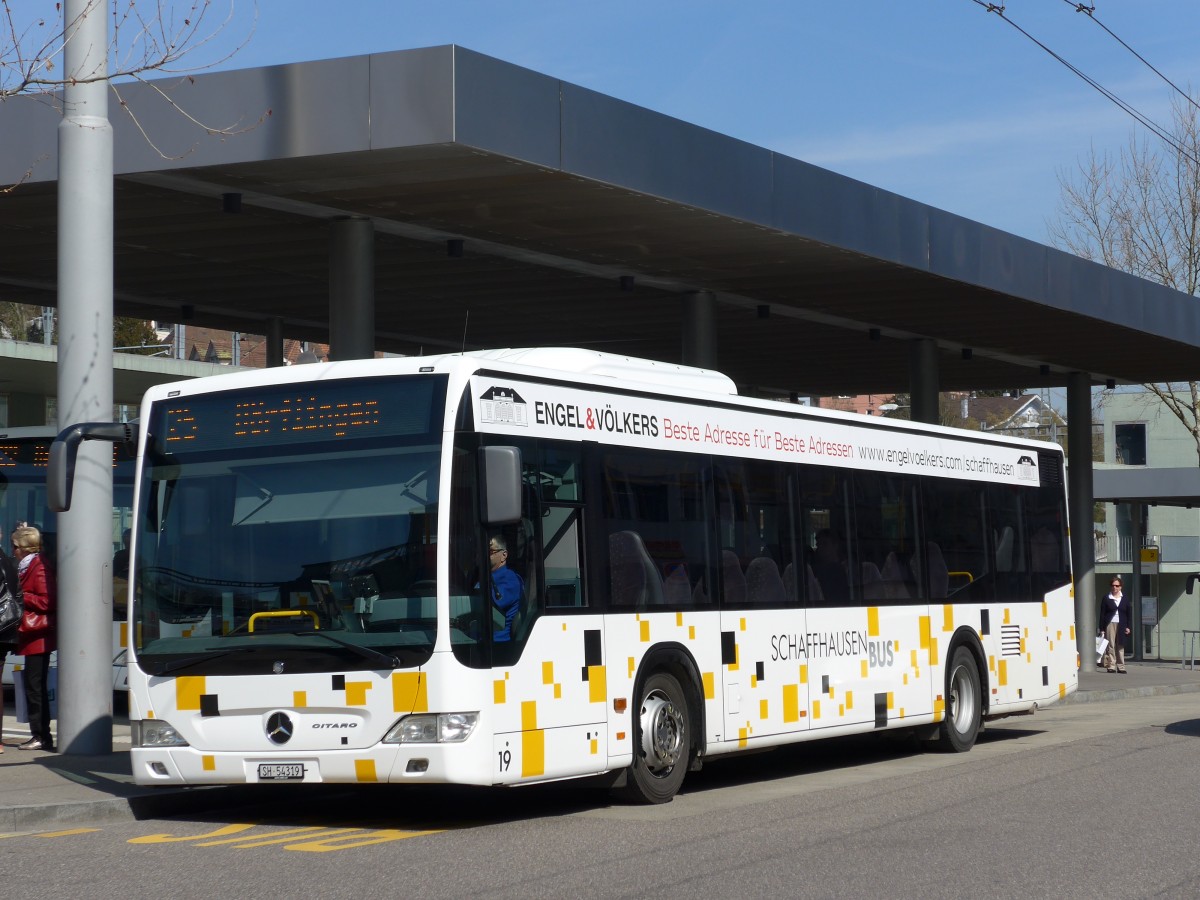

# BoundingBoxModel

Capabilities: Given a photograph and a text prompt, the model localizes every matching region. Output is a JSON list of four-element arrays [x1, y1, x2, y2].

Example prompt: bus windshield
[[132, 375, 448, 674]]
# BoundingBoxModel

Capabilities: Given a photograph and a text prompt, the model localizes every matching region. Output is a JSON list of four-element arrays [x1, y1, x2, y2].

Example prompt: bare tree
[[1, 1, 253, 99], [1049, 95, 1200, 463], [1, 1, 261, 187], [0, 301, 43, 341]]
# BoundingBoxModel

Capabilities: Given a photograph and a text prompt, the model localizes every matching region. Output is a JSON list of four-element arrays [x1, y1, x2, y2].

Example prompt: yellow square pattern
[[175, 676, 206, 711], [392, 672, 428, 713], [587, 666, 607, 703]]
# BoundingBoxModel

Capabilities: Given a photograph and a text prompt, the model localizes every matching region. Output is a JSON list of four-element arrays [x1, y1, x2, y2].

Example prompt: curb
[[1066, 681, 1200, 704], [0, 784, 268, 830]]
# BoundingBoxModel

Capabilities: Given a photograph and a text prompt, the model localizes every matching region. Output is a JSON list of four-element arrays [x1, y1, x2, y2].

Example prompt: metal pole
[[329, 217, 375, 361], [1068, 373, 1097, 673], [1130, 504, 1144, 659], [681, 291, 717, 369], [909, 338, 939, 425], [267, 317, 284, 367], [56, 0, 114, 754]]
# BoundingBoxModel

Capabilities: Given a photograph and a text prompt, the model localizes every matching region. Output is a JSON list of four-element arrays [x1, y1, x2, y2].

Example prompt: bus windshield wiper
[[149, 648, 240, 676], [290, 631, 401, 668]]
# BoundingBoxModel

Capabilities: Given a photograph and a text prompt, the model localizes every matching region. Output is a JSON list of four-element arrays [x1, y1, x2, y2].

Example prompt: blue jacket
[[491, 566, 524, 641]]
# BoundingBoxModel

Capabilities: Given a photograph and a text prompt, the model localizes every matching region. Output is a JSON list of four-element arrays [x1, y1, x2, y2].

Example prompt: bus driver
[[488, 535, 524, 642]]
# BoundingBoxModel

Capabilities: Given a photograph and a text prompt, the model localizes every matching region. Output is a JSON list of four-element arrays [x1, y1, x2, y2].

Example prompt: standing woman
[[13, 525, 55, 751], [1099, 575, 1131, 675]]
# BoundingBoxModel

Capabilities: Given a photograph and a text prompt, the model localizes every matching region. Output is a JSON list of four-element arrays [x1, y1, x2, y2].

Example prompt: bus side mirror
[[480, 445, 522, 525], [49, 421, 138, 512]]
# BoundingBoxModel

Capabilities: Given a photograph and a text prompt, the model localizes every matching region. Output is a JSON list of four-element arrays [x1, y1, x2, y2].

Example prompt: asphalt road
[[4, 692, 1198, 899]]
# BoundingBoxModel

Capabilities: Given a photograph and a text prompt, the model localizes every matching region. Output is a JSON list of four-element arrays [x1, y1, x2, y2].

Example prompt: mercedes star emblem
[[266, 711, 294, 745]]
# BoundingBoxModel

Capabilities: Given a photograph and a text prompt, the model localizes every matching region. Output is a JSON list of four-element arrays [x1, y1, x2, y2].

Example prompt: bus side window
[[987, 483, 1030, 603], [597, 447, 712, 609], [798, 465, 853, 607], [543, 505, 584, 608], [539, 442, 585, 609], [923, 477, 992, 603], [716, 458, 797, 607], [851, 471, 918, 605]]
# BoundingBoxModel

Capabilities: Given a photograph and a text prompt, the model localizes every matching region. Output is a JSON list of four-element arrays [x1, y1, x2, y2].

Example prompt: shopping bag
[[1095, 635, 1109, 663]]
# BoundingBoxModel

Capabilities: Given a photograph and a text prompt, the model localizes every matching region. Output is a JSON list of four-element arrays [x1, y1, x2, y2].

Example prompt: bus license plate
[[258, 763, 304, 781]]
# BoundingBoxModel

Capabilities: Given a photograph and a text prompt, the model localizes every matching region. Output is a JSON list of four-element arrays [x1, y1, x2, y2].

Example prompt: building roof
[[967, 394, 1063, 431], [3, 45, 1200, 400]]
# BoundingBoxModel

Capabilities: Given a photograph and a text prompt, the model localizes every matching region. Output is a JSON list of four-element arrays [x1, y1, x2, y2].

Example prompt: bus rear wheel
[[620, 671, 690, 804], [925, 645, 982, 753]]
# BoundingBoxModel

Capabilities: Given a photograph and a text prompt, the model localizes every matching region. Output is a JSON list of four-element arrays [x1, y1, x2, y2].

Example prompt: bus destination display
[[154, 377, 444, 453]]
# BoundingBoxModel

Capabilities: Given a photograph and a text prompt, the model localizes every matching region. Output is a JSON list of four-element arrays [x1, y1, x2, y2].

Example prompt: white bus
[[0, 427, 132, 692], [50, 349, 1076, 801]]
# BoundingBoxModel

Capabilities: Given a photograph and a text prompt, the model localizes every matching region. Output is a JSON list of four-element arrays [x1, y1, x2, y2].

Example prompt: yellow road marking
[[35, 828, 101, 838], [128, 821, 444, 852], [130, 824, 257, 844], [200, 827, 366, 848], [286, 829, 442, 852]]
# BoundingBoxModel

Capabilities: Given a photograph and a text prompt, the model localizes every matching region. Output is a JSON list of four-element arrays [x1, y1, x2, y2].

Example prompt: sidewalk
[[1072, 657, 1200, 702], [0, 713, 261, 830], [2, 659, 1199, 829]]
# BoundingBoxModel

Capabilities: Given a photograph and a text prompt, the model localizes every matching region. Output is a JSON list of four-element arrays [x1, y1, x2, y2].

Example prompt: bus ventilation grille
[[1000, 624, 1022, 656], [1038, 451, 1063, 487]]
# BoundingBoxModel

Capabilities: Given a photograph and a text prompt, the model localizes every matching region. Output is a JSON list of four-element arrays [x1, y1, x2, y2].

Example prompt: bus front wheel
[[620, 671, 690, 804], [925, 645, 982, 753]]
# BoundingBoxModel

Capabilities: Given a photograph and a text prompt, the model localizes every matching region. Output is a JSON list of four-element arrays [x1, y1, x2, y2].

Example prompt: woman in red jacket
[[13, 525, 55, 752]]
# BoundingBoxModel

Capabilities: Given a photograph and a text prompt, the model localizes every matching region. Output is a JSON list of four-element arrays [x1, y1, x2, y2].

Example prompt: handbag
[[0, 583, 20, 641], [1095, 634, 1109, 662], [0, 584, 19, 631], [20, 608, 51, 637]]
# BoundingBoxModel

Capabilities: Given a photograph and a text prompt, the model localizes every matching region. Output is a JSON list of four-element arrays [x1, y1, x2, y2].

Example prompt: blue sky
[[193, 1, 1200, 246]]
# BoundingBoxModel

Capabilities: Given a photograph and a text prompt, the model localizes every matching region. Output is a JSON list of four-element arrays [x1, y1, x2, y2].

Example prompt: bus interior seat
[[510, 600, 536, 644], [880, 552, 912, 601], [860, 561, 883, 600], [804, 564, 825, 606], [609, 530, 663, 606], [782, 562, 796, 602], [1031, 527, 1060, 572], [996, 526, 1014, 572], [662, 564, 691, 605], [722, 550, 747, 605], [516, 517, 539, 607], [927, 542, 949, 599], [745, 556, 786, 605]]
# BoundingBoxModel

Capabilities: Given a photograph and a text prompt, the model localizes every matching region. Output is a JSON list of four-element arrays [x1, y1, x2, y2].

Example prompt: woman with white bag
[[1099, 576, 1131, 674]]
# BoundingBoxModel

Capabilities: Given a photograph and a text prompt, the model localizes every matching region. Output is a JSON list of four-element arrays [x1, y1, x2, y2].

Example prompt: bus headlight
[[132, 719, 189, 748], [383, 712, 479, 744]]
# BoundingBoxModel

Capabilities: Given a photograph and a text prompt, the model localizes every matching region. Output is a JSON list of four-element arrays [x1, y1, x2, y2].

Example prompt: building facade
[[1095, 389, 1200, 662]]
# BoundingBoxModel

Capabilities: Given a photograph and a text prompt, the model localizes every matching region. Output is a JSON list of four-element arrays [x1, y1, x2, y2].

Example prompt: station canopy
[[3, 45, 1200, 399]]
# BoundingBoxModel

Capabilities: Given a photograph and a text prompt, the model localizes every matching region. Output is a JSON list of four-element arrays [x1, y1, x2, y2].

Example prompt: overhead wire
[[1063, 1, 1200, 115], [969, 1, 1200, 167]]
